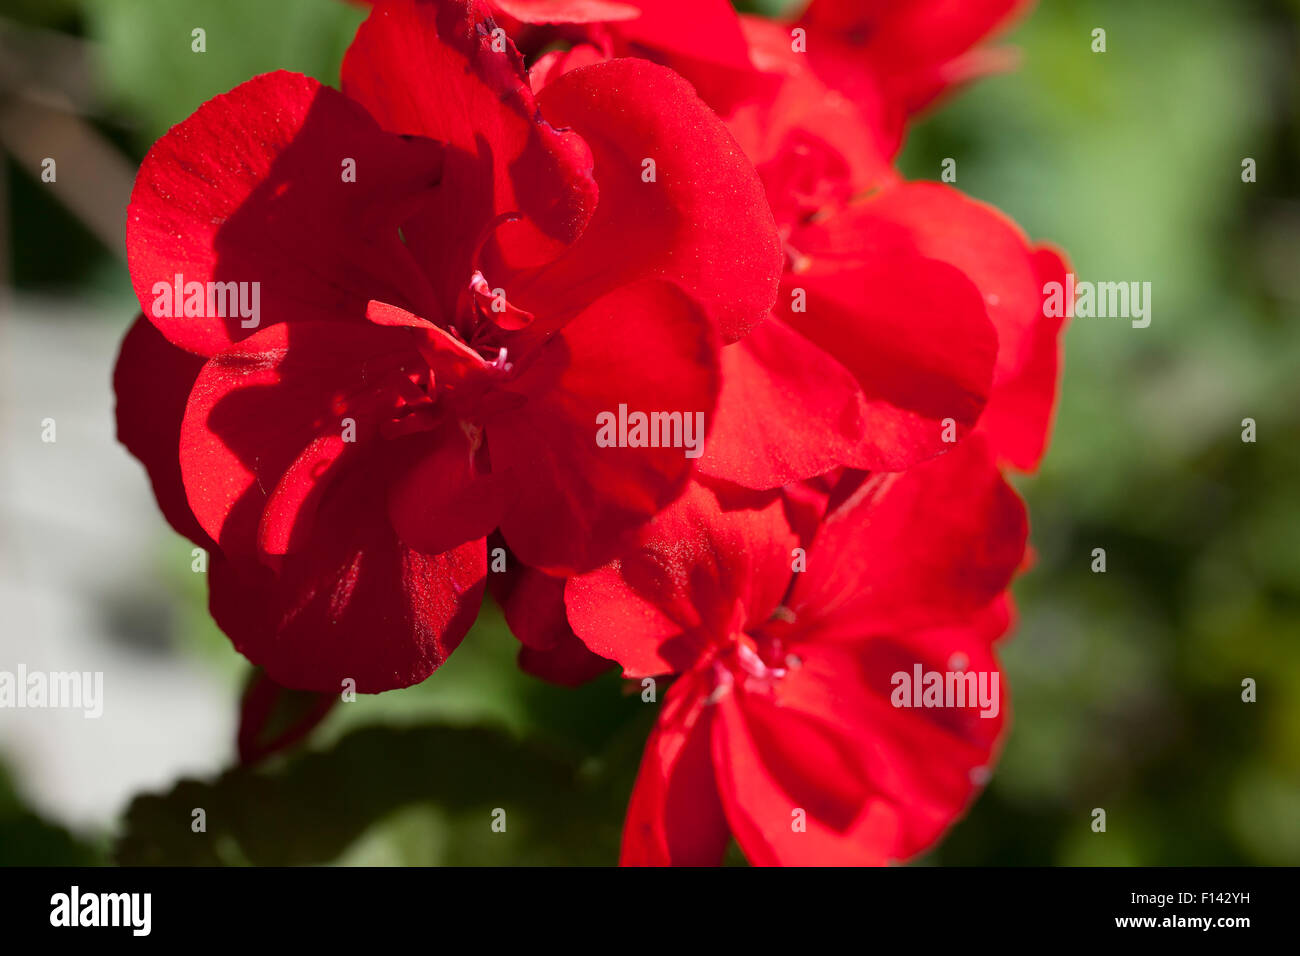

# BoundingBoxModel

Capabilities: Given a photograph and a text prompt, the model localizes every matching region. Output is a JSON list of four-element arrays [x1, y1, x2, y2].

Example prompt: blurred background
[[0, 0, 1296, 865]]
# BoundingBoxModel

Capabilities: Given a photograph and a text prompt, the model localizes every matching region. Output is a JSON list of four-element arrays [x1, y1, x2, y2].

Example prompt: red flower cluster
[[115, 0, 1066, 865]]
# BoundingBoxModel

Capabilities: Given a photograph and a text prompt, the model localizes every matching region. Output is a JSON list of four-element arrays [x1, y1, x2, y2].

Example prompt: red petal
[[341, 0, 597, 286], [386, 419, 506, 557], [563, 563, 685, 679], [711, 686, 894, 866], [565, 481, 798, 677], [180, 319, 432, 563], [113, 315, 212, 546], [778, 238, 998, 471], [501, 0, 759, 112], [789, 182, 1066, 469], [521, 58, 782, 343], [712, 631, 1006, 865], [621, 670, 730, 866], [613, 0, 750, 69], [799, 0, 1030, 113], [517, 634, 614, 687], [977, 244, 1069, 470], [236, 669, 337, 765], [487, 543, 566, 652], [698, 316, 873, 489], [528, 44, 608, 94], [492, 0, 638, 23], [844, 183, 1041, 380], [781, 478, 833, 550], [127, 70, 444, 356], [611, 0, 758, 111], [788, 435, 1027, 639], [484, 543, 616, 685], [255, 432, 352, 564], [489, 279, 720, 575], [209, 447, 486, 694], [728, 15, 899, 229]]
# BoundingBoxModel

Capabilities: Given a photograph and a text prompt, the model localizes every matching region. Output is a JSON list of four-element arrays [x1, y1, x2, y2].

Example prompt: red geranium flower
[[565, 436, 1027, 865], [508, 6, 1067, 489], [114, 0, 782, 692], [455, 0, 1065, 692]]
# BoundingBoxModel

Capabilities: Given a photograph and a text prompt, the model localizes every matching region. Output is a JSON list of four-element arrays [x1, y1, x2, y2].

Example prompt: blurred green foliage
[[0, 764, 105, 865], [84, 0, 366, 148], [897, 0, 1300, 865], [116, 724, 629, 865], [0, 0, 1296, 865]]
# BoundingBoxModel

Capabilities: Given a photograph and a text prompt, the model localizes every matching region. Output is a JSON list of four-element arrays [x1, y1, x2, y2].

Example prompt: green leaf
[[115, 724, 629, 865]]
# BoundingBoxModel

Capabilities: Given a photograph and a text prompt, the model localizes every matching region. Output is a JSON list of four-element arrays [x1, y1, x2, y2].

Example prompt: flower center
[[705, 631, 793, 705], [451, 211, 537, 358], [468, 270, 534, 333]]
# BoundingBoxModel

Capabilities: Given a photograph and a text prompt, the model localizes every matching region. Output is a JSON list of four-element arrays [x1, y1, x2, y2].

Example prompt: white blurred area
[[0, 295, 235, 832]]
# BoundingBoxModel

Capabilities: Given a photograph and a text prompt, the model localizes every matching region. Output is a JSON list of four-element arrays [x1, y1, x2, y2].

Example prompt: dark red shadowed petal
[[787, 434, 1027, 639], [621, 670, 731, 866], [180, 319, 435, 565], [485, 538, 562, 654], [365, 300, 494, 394], [386, 418, 506, 557], [486, 547, 614, 686], [255, 432, 352, 564], [341, 0, 598, 289], [781, 477, 833, 550], [236, 669, 337, 765], [127, 70, 444, 356], [777, 245, 998, 472], [209, 445, 487, 695], [113, 315, 212, 547], [489, 279, 720, 576], [520, 58, 783, 343], [565, 480, 798, 677], [517, 632, 615, 687]]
